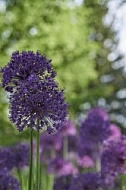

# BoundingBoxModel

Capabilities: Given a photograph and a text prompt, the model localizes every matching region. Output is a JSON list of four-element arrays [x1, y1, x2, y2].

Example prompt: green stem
[[28, 130, 33, 190], [95, 144, 100, 172], [36, 119, 40, 190], [63, 136, 68, 159], [17, 168, 23, 190], [121, 175, 126, 190]]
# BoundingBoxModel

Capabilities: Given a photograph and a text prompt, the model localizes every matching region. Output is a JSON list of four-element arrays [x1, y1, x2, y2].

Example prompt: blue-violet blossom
[[101, 135, 126, 177], [53, 175, 73, 190], [1, 51, 55, 93], [47, 157, 78, 177], [79, 107, 111, 144], [0, 168, 21, 190], [69, 172, 103, 190], [1, 51, 68, 133]]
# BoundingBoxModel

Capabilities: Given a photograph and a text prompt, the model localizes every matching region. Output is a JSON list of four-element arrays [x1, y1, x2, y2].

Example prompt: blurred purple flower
[[40, 132, 63, 163], [101, 135, 126, 178], [0, 168, 21, 190], [88, 107, 109, 121], [67, 135, 78, 153], [69, 172, 103, 190], [2, 51, 68, 132], [53, 135, 78, 162], [77, 139, 95, 159], [76, 139, 96, 169], [58, 120, 76, 136], [0, 143, 29, 171], [77, 155, 94, 168], [79, 107, 111, 144], [47, 157, 78, 177], [0, 147, 15, 171], [11, 143, 30, 169], [40, 132, 63, 151], [53, 175, 73, 190], [104, 124, 121, 144]]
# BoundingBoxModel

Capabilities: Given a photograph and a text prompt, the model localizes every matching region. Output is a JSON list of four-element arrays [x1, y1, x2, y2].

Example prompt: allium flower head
[[39, 132, 63, 162], [101, 135, 126, 177], [11, 143, 30, 169], [76, 139, 96, 168], [1, 51, 68, 133], [47, 157, 78, 177], [67, 135, 78, 153], [69, 172, 103, 190], [0, 146, 15, 170], [79, 107, 110, 144], [77, 139, 95, 158], [58, 120, 76, 136], [104, 124, 121, 143], [77, 155, 94, 168], [1, 51, 56, 93], [88, 107, 109, 121], [53, 175, 73, 190], [0, 168, 21, 190], [40, 132, 63, 151]]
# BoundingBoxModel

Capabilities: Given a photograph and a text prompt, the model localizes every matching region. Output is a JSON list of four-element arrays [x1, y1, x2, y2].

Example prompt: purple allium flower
[[47, 157, 78, 177], [101, 135, 126, 178], [11, 143, 30, 169], [67, 135, 78, 153], [40, 132, 63, 151], [88, 107, 109, 121], [77, 139, 95, 158], [0, 147, 15, 171], [69, 172, 103, 190], [53, 175, 73, 190], [0, 143, 29, 171], [0, 168, 21, 190], [39, 132, 63, 163], [104, 124, 121, 144], [79, 107, 110, 144], [77, 155, 94, 168], [1, 51, 55, 93], [58, 120, 76, 136], [76, 139, 96, 169], [2, 51, 68, 132]]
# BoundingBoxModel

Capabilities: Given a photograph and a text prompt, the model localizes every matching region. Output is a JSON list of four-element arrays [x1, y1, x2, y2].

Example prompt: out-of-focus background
[[0, 0, 126, 145]]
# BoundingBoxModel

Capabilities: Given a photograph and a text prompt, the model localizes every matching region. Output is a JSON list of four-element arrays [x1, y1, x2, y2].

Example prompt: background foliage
[[0, 0, 126, 145]]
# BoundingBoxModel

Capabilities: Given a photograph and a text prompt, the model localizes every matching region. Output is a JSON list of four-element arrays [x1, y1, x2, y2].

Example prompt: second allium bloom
[[1, 51, 68, 133], [79, 107, 111, 144]]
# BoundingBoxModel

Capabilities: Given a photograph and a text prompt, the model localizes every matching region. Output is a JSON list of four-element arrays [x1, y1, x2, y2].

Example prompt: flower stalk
[[36, 119, 40, 190], [28, 130, 33, 190]]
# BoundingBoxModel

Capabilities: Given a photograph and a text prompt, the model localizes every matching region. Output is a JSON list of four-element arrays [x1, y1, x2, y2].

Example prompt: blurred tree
[[80, 0, 126, 132]]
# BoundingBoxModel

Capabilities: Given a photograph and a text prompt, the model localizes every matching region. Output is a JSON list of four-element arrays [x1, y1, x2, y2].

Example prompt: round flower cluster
[[0, 168, 21, 190], [79, 107, 111, 144], [53, 175, 73, 190], [69, 172, 103, 190], [1, 51, 55, 93], [47, 157, 78, 177], [1, 51, 68, 133], [101, 135, 126, 177]]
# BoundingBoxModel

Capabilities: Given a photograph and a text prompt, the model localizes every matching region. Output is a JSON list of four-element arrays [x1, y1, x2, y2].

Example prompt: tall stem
[[28, 130, 33, 190], [36, 119, 40, 190], [17, 168, 23, 190], [63, 136, 68, 159]]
